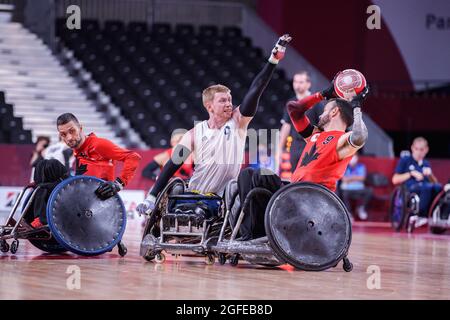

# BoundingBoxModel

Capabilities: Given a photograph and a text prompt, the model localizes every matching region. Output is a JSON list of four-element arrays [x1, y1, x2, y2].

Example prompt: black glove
[[320, 85, 336, 100], [351, 85, 370, 109], [320, 72, 341, 100], [95, 178, 124, 200]]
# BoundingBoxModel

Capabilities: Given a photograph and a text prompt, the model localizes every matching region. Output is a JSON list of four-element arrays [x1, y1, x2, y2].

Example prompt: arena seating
[[0, 91, 32, 144], [56, 20, 293, 148], [0, 22, 124, 146]]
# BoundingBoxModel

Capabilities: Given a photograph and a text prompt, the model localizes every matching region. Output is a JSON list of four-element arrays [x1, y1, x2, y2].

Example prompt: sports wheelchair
[[0, 176, 127, 256], [389, 185, 420, 233], [428, 185, 450, 235], [140, 178, 353, 272]]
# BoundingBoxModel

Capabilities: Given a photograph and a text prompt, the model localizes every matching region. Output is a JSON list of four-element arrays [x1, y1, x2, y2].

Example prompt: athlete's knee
[[238, 167, 256, 182], [252, 168, 281, 191]]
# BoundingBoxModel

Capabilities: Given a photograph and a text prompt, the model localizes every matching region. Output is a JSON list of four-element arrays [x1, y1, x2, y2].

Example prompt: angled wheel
[[46, 176, 127, 256], [429, 190, 448, 235], [28, 238, 68, 254], [265, 182, 352, 271], [390, 186, 408, 231]]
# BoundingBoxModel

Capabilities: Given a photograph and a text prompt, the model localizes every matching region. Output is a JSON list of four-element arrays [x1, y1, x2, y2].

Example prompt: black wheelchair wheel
[[265, 182, 352, 271], [390, 186, 408, 231], [46, 176, 127, 256], [28, 238, 68, 254], [22, 189, 67, 253], [429, 191, 448, 235]]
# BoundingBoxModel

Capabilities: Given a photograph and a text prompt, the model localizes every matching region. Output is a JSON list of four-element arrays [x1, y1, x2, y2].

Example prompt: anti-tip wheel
[[343, 257, 353, 272], [229, 254, 239, 267], [118, 242, 127, 257], [205, 253, 215, 265], [0, 240, 10, 253], [155, 253, 166, 264], [10, 240, 19, 254], [218, 253, 226, 265]]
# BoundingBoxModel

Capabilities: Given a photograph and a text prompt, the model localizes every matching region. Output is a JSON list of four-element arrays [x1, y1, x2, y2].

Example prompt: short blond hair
[[202, 84, 231, 108], [412, 136, 428, 147]]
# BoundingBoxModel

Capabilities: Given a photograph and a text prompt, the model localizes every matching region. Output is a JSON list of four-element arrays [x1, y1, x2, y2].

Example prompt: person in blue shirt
[[340, 153, 372, 220], [392, 137, 442, 227]]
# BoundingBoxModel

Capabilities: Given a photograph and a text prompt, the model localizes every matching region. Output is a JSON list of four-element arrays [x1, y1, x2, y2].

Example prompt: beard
[[67, 137, 82, 149], [317, 114, 330, 131]]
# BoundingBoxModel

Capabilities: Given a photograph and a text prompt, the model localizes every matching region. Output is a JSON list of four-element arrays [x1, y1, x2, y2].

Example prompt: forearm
[[392, 172, 411, 185], [142, 160, 159, 179], [239, 62, 276, 117], [287, 92, 323, 133], [148, 159, 182, 197], [148, 144, 191, 197], [349, 107, 368, 148]]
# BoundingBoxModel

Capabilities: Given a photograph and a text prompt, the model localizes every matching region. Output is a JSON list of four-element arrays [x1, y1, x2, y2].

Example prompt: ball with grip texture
[[334, 69, 367, 99]]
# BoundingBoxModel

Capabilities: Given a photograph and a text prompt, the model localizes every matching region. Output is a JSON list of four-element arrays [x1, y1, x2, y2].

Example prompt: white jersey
[[43, 141, 74, 168], [188, 118, 246, 195]]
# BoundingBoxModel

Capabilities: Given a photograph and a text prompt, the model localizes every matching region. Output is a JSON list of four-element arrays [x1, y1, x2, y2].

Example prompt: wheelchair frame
[[0, 185, 55, 254], [1, 177, 128, 256], [141, 179, 353, 272]]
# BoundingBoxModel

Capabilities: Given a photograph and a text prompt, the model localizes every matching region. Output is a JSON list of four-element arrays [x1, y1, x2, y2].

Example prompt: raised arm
[[236, 34, 292, 128], [286, 78, 338, 138], [337, 87, 369, 160]]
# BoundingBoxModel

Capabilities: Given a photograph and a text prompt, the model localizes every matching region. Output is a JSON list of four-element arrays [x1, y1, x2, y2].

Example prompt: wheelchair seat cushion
[[168, 192, 222, 218]]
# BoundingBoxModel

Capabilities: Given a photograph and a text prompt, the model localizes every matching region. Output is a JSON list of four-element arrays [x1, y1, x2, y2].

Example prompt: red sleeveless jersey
[[291, 130, 352, 192]]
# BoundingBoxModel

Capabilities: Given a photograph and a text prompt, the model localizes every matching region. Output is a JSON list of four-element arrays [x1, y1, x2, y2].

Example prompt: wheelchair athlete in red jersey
[[237, 79, 370, 240]]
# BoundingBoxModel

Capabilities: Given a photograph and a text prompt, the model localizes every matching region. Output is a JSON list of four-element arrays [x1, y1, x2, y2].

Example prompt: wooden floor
[[1, 218, 449, 300]]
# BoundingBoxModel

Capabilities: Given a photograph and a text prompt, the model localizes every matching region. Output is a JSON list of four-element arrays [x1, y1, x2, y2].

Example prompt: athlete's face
[[317, 102, 338, 130], [58, 121, 84, 149], [411, 141, 428, 161], [208, 92, 233, 120], [293, 74, 311, 96]]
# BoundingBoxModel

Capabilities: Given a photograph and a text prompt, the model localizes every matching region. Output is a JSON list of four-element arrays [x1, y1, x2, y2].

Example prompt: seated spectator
[[339, 153, 372, 220], [392, 137, 442, 228], [142, 131, 193, 181], [248, 143, 276, 173], [29, 136, 50, 167]]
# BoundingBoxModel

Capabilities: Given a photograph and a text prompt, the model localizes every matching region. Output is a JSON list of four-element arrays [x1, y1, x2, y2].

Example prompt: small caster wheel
[[342, 257, 353, 272], [229, 254, 239, 267], [144, 253, 155, 262], [218, 253, 226, 265], [205, 253, 215, 265], [155, 253, 165, 264], [0, 240, 9, 253], [118, 242, 127, 257], [10, 240, 19, 254]]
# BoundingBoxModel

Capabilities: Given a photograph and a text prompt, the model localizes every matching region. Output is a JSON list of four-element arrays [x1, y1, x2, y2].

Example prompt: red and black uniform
[[74, 133, 141, 186], [237, 92, 351, 239], [292, 131, 351, 192]]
